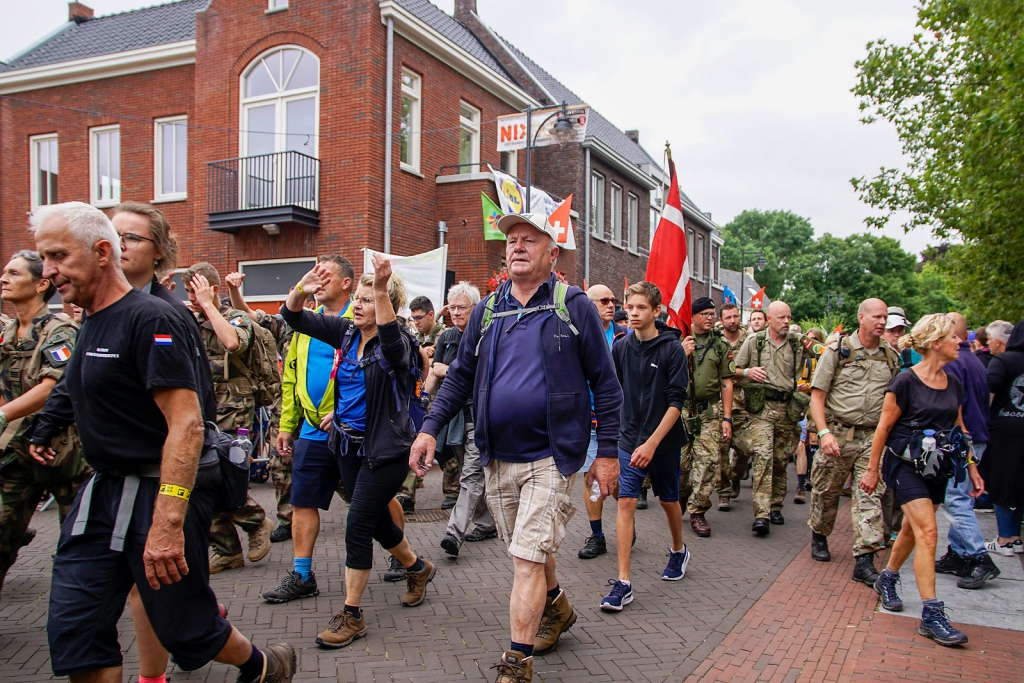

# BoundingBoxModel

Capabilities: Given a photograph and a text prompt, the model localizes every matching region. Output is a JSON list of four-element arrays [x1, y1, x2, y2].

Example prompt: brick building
[[0, 0, 724, 310]]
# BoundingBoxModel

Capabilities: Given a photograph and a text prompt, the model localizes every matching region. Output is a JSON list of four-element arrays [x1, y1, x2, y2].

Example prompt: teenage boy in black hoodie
[[600, 282, 691, 611]]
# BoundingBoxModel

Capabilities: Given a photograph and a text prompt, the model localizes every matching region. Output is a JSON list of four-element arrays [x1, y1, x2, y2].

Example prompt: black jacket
[[280, 308, 415, 467], [612, 321, 688, 456]]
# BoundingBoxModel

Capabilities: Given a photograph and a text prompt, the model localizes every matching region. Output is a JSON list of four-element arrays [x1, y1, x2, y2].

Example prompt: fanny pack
[[887, 425, 971, 482]]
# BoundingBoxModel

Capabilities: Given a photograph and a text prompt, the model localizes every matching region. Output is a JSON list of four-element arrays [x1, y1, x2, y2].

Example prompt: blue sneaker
[[600, 579, 633, 611], [918, 601, 968, 646], [661, 546, 690, 581], [874, 569, 903, 612]]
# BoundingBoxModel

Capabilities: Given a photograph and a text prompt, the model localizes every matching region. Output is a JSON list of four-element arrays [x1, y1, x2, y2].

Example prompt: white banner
[[496, 105, 589, 152], [362, 245, 448, 315]]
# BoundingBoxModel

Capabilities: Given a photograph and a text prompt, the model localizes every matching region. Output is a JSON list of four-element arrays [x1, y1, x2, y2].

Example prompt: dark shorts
[[291, 437, 343, 509], [48, 469, 231, 676], [882, 454, 948, 507], [618, 447, 681, 503]]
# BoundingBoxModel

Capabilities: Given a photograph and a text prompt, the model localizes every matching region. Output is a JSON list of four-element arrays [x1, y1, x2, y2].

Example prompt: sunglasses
[[591, 297, 619, 306]]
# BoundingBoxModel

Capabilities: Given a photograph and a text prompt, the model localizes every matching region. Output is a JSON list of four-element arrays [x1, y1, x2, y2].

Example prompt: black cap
[[692, 297, 715, 314], [614, 310, 627, 323]]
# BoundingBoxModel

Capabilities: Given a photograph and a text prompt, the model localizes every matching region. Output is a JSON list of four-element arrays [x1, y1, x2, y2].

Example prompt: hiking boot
[[397, 495, 415, 513], [491, 650, 533, 683], [238, 642, 295, 683], [440, 533, 460, 557], [315, 610, 366, 649], [810, 532, 831, 562], [636, 487, 649, 509], [752, 518, 770, 536], [210, 551, 245, 574], [401, 559, 435, 606], [599, 579, 634, 612], [382, 554, 406, 582], [718, 497, 731, 512], [852, 552, 880, 586], [248, 518, 274, 562], [793, 488, 806, 504], [918, 601, 968, 646], [731, 480, 741, 499], [690, 513, 711, 537], [465, 526, 498, 542], [935, 545, 970, 577], [577, 534, 607, 559], [957, 554, 1001, 590], [874, 570, 903, 612], [769, 510, 785, 525], [262, 571, 319, 603], [441, 496, 458, 510], [534, 588, 576, 654], [662, 546, 691, 581], [269, 526, 292, 543]]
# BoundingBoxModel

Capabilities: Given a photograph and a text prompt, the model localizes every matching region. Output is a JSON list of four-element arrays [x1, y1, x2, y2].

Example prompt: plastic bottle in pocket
[[229, 428, 252, 466]]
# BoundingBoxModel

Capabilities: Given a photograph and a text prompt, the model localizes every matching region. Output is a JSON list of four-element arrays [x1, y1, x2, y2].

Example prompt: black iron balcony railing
[[207, 150, 319, 215]]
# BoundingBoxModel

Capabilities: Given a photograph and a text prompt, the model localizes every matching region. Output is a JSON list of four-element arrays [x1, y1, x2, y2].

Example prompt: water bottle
[[589, 478, 602, 502], [229, 428, 253, 466], [921, 429, 937, 456]]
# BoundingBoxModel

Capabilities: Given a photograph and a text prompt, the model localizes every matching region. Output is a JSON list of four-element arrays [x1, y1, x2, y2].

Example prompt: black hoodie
[[988, 320, 1024, 426], [612, 320, 689, 456]]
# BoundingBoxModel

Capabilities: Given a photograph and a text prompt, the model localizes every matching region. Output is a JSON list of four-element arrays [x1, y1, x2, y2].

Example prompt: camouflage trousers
[[733, 401, 800, 519], [210, 495, 267, 557], [680, 403, 723, 515], [0, 457, 91, 590], [267, 405, 291, 528], [808, 427, 886, 557], [400, 449, 462, 503], [717, 411, 752, 498]]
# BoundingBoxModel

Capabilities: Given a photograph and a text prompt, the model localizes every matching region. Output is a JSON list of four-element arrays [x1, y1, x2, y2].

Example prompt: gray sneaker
[[262, 571, 319, 603]]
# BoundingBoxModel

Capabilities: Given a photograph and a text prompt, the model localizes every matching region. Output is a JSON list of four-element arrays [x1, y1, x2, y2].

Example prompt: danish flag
[[644, 154, 692, 334]]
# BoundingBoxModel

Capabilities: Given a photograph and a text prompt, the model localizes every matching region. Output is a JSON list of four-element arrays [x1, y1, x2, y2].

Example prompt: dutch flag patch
[[48, 345, 71, 362], [154, 334, 173, 346]]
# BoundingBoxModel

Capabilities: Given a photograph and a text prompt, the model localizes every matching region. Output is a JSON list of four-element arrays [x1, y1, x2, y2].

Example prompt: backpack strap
[[475, 292, 499, 356]]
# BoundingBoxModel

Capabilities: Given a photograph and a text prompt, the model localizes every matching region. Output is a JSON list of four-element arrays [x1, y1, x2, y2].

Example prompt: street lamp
[[523, 100, 575, 210], [826, 292, 844, 332], [739, 248, 767, 318]]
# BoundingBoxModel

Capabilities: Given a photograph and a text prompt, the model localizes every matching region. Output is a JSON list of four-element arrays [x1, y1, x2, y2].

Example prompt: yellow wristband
[[296, 282, 307, 297], [158, 484, 191, 501]]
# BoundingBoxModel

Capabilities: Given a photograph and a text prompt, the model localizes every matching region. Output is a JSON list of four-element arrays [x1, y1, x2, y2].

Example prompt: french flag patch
[[48, 345, 71, 362], [154, 334, 173, 346]]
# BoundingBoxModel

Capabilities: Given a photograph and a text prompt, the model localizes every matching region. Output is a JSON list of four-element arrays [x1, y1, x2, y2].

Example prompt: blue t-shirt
[[299, 305, 350, 441], [604, 323, 616, 348], [334, 329, 367, 432]]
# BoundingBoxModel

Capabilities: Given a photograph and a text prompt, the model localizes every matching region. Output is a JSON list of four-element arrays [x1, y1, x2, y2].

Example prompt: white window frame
[[238, 257, 317, 302], [500, 149, 518, 176], [590, 171, 605, 238], [610, 183, 623, 247], [400, 69, 421, 173], [627, 192, 639, 253], [154, 116, 188, 202], [240, 46, 320, 159], [30, 133, 59, 210], [459, 100, 480, 169], [267, 0, 288, 11], [696, 233, 705, 279], [712, 245, 720, 283], [687, 229, 695, 278], [90, 124, 121, 208]]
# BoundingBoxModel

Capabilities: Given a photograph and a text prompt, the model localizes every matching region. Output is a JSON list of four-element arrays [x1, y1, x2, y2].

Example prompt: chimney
[[68, 2, 94, 24], [625, 130, 640, 145], [454, 0, 478, 21]]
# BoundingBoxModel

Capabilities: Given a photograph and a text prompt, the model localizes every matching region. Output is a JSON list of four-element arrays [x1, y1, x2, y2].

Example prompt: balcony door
[[241, 46, 319, 209]]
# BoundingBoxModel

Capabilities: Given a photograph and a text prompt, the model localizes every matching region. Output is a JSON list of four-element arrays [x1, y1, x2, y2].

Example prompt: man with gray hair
[[987, 320, 1013, 357], [29, 202, 294, 682]]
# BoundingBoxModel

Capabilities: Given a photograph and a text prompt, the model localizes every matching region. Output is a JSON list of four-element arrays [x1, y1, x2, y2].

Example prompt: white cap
[[886, 306, 911, 330], [496, 212, 558, 244]]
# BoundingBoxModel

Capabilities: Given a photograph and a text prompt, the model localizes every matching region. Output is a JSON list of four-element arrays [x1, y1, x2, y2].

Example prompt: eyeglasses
[[591, 297, 618, 306], [119, 232, 156, 249], [410, 313, 430, 321], [695, 310, 716, 318], [448, 305, 470, 313], [353, 297, 374, 306]]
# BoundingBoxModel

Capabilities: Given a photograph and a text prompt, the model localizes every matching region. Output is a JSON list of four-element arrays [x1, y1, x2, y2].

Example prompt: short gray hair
[[30, 201, 122, 261], [447, 281, 481, 307], [987, 320, 1013, 344]]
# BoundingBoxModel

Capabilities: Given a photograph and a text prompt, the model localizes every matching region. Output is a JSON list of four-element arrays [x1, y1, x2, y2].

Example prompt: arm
[[955, 405, 985, 496], [859, 392, 901, 494], [369, 253, 397, 327], [630, 407, 682, 469], [27, 374, 75, 463], [423, 362, 446, 395], [1, 378, 56, 422], [277, 339, 299, 457], [721, 377, 733, 439], [143, 386, 205, 590], [809, 388, 841, 456], [578, 295, 623, 498], [223, 272, 255, 317], [734, 336, 767, 383], [190, 274, 241, 352]]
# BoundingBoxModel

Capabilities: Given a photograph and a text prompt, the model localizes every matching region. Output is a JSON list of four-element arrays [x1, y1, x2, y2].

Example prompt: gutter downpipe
[[584, 146, 591, 283], [383, 16, 394, 254]]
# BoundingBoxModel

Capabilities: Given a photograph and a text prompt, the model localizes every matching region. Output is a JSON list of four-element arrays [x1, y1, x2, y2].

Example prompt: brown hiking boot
[[718, 497, 731, 512], [248, 518, 274, 562], [210, 551, 244, 574], [533, 588, 576, 655], [690, 513, 711, 537], [793, 488, 806, 504], [401, 558, 436, 606], [491, 650, 533, 683], [257, 643, 296, 683], [315, 610, 367, 649]]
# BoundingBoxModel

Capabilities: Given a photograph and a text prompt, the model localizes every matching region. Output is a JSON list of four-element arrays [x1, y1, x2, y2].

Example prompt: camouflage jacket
[[195, 304, 255, 434]]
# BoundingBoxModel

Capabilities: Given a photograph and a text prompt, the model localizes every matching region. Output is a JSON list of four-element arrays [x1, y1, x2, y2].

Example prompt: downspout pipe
[[584, 147, 591, 283], [383, 16, 394, 254]]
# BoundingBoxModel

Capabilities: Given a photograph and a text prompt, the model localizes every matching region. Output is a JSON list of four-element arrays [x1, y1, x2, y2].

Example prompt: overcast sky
[[3, 0, 929, 255]]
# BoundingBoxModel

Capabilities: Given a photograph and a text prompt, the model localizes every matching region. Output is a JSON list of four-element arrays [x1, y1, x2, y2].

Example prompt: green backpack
[[227, 322, 282, 409], [475, 280, 578, 355]]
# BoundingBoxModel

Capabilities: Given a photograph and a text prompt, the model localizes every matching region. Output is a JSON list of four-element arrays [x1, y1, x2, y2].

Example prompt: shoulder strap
[[476, 292, 499, 356], [755, 330, 767, 367], [552, 281, 579, 336]]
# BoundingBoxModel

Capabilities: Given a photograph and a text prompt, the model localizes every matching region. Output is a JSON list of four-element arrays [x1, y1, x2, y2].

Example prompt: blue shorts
[[617, 447, 681, 503], [579, 429, 599, 474], [292, 437, 343, 509]]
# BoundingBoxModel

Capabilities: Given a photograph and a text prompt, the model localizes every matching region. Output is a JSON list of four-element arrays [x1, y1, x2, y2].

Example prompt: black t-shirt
[[886, 369, 963, 435], [433, 326, 464, 368], [65, 289, 199, 471]]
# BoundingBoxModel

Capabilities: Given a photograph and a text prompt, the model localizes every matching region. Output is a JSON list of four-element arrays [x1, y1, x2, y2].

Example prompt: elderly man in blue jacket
[[411, 212, 622, 683]]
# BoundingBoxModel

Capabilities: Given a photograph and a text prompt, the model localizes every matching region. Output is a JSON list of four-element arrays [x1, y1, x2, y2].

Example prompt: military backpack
[[226, 320, 281, 409]]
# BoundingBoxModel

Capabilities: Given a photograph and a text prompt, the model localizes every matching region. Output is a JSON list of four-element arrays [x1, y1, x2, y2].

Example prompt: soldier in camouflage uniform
[[184, 263, 273, 573], [808, 299, 899, 585], [733, 301, 809, 536], [714, 303, 750, 510], [0, 250, 89, 594], [679, 298, 734, 537]]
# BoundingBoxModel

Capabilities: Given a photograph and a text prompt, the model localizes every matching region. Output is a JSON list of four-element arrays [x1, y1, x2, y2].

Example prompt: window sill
[[400, 164, 424, 178], [92, 199, 119, 209], [152, 195, 187, 204], [628, 249, 641, 257], [590, 232, 607, 243], [611, 241, 626, 251], [265, 5, 288, 15]]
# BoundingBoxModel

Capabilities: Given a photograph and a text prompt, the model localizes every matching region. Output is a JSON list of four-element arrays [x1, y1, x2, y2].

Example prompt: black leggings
[[338, 453, 409, 570]]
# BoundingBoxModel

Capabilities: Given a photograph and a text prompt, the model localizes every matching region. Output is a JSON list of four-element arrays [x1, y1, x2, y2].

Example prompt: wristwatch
[[722, 417, 733, 424]]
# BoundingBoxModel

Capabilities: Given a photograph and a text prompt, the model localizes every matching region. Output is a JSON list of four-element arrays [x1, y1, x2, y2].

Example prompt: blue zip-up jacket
[[421, 275, 622, 476]]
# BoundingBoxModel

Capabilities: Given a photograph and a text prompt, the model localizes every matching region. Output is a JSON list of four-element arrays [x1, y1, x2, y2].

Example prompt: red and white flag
[[644, 157, 692, 333], [749, 286, 766, 310]]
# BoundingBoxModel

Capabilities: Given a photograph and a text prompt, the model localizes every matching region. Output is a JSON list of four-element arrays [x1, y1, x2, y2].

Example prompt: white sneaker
[[1013, 539, 1023, 554], [985, 539, 1015, 557]]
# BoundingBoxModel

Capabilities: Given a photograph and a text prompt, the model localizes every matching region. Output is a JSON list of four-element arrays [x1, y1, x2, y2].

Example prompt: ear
[[35, 278, 52, 297], [94, 239, 115, 267]]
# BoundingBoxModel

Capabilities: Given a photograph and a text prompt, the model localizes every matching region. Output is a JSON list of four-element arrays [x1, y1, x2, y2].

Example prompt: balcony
[[206, 151, 320, 233]]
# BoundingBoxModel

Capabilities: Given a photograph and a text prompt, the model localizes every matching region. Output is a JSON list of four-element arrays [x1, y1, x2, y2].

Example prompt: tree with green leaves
[[719, 209, 814, 302], [853, 0, 1024, 322]]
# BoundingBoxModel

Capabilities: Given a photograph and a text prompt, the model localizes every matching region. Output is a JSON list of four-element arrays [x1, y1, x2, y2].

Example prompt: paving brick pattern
[[1, 466, 814, 682]]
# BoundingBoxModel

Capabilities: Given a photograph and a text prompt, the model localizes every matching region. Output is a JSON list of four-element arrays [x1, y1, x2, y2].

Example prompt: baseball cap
[[497, 212, 559, 244], [885, 306, 911, 330]]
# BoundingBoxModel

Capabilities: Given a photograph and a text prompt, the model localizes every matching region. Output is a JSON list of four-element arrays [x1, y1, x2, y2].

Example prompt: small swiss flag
[[546, 195, 576, 250]]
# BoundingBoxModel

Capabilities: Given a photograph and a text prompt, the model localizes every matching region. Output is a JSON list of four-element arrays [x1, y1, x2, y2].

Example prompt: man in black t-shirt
[[29, 202, 294, 683]]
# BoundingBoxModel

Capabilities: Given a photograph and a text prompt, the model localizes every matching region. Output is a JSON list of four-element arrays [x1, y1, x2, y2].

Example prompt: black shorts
[[882, 453, 948, 508], [291, 437, 343, 509], [47, 469, 232, 676]]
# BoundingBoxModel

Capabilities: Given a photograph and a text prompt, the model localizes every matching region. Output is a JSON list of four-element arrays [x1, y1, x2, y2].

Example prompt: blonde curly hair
[[898, 312, 953, 354], [358, 270, 407, 312]]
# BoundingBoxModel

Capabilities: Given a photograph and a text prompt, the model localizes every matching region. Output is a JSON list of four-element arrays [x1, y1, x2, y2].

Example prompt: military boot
[[491, 650, 533, 683], [852, 552, 881, 586], [248, 518, 274, 563], [210, 551, 245, 574], [534, 589, 577, 655], [810, 532, 831, 562]]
